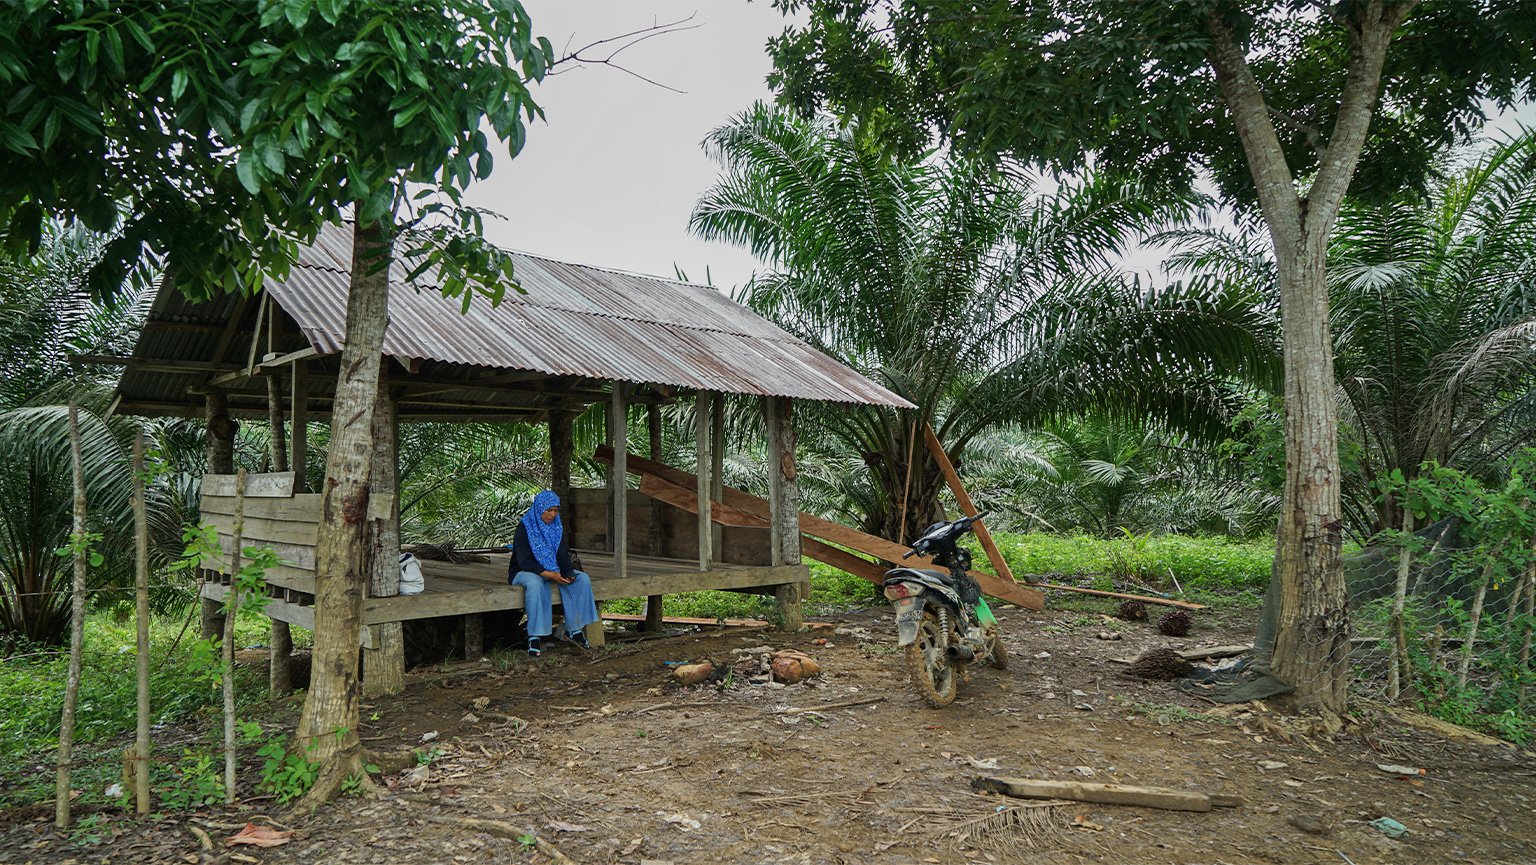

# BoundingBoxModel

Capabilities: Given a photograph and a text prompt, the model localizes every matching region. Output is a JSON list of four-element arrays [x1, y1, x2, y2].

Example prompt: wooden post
[[550, 409, 573, 515], [643, 403, 665, 631], [131, 435, 151, 815], [710, 392, 725, 556], [290, 362, 308, 493], [265, 365, 293, 694], [609, 386, 628, 575], [364, 379, 405, 697], [696, 392, 714, 571], [923, 423, 1015, 583], [464, 614, 484, 660], [221, 470, 246, 804], [56, 404, 88, 829], [202, 393, 236, 640], [765, 397, 803, 631]]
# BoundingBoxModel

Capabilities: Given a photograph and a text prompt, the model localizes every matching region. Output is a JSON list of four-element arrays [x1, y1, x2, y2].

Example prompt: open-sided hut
[[105, 222, 912, 694]]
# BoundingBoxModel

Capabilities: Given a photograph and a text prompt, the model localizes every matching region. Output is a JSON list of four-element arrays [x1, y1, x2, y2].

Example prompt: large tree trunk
[[295, 218, 393, 805], [1268, 239, 1351, 714], [1206, 2, 1409, 716]]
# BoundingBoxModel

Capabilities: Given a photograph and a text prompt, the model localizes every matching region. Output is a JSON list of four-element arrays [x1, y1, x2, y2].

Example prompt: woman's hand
[[541, 570, 571, 584]]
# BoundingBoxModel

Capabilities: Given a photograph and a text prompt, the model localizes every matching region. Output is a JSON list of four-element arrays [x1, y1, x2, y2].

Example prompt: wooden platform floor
[[200, 550, 808, 631]]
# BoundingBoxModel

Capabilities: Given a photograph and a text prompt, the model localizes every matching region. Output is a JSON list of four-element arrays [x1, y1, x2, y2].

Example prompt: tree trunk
[[131, 434, 152, 815], [295, 218, 393, 805], [1456, 560, 1494, 689], [222, 470, 246, 804], [1388, 509, 1414, 702], [364, 375, 404, 697], [1205, 3, 1410, 716], [55, 404, 87, 829]]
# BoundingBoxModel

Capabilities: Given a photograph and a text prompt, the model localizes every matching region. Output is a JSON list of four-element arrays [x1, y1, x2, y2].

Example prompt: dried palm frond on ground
[[922, 797, 1069, 855]]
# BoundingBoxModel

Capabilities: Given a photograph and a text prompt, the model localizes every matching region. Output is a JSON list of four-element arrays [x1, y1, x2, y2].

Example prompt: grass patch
[[991, 532, 1274, 592], [0, 606, 279, 809]]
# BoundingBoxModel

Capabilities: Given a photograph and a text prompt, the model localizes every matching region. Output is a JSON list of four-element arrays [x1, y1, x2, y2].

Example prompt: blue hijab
[[521, 490, 564, 572]]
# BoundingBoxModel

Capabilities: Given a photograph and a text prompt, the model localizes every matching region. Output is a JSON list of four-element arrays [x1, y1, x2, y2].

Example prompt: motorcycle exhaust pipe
[[946, 645, 975, 662]]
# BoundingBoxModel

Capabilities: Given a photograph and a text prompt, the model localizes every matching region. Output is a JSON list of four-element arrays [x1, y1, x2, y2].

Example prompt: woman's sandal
[[526, 637, 543, 657]]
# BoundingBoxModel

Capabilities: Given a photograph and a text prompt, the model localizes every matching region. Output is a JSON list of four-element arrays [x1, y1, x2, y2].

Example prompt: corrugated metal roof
[[266, 222, 912, 407]]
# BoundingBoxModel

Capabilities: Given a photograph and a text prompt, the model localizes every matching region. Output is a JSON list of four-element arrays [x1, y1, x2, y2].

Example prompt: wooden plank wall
[[199, 473, 318, 587], [567, 488, 771, 566]]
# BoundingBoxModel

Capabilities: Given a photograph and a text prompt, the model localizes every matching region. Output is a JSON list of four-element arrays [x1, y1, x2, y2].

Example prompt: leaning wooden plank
[[801, 538, 890, 585], [1032, 583, 1205, 610], [971, 777, 1240, 812], [201, 472, 295, 498], [638, 476, 768, 528], [923, 423, 1015, 583], [602, 448, 1045, 611]]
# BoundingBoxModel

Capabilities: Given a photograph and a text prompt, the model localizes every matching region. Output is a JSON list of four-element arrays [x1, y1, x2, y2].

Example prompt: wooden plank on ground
[[600, 447, 1044, 611], [971, 776, 1241, 812]]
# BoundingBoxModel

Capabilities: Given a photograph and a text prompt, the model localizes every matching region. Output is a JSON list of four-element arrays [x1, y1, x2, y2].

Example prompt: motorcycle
[[882, 512, 1007, 707]]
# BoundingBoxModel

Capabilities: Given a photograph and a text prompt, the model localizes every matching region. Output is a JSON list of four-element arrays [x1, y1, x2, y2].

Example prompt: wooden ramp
[[595, 446, 1045, 611]]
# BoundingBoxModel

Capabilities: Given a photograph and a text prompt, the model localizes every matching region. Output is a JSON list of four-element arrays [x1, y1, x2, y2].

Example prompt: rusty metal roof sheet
[[265, 222, 912, 407]]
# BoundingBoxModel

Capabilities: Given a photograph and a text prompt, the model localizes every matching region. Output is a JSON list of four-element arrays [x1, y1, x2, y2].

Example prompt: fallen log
[[419, 813, 577, 864], [971, 776, 1242, 812], [1177, 645, 1251, 662]]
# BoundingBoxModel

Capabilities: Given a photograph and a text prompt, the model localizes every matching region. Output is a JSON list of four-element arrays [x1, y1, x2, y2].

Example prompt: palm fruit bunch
[[1123, 648, 1194, 681], [1116, 600, 1149, 621], [1156, 609, 1193, 636]]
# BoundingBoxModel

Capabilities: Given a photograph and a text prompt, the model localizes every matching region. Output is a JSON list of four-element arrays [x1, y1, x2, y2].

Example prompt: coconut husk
[[1123, 648, 1194, 681]]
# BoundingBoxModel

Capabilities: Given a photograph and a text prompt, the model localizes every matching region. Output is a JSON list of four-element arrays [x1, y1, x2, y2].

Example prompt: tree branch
[[1204, 10, 1303, 257], [1304, 0, 1421, 239], [546, 14, 701, 95]]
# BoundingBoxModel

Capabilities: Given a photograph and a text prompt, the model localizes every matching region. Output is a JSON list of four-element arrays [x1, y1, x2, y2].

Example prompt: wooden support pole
[[710, 392, 725, 555], [363, 378, 404, 697], [696, 392, 714, 571], [202, 393, 235, 640], [609, 385, 629, 574], [464, 613, 484, 660], [550, 410, 573, 514], [290, 362, 308, 492], [644, 403, 665, 631], [131, 435, 152, 815], [266, 362, 293, 694], [766, 396, 803, 631], [923, 423, 1014, 583]]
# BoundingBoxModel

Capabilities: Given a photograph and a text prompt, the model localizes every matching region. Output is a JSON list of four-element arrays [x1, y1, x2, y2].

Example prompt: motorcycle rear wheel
[[906, 609, 958, 707], [986, 631, 1009, 670]]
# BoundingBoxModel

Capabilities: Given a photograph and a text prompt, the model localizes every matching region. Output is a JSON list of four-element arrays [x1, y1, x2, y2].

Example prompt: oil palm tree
[[691, 104, 1273, 541], [1166, 132, 1536, 536]]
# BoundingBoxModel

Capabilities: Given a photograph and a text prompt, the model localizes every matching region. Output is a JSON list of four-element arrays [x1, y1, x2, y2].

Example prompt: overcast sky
[[463, 2, 1536, 293], [463, 1, 790, 291]]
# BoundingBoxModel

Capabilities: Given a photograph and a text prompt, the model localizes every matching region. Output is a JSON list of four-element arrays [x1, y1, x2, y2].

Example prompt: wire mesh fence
[[1343, 518, 1536, 740]]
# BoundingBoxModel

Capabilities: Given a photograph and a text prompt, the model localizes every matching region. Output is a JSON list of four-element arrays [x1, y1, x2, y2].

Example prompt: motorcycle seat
[[886, 567, 962, 587]]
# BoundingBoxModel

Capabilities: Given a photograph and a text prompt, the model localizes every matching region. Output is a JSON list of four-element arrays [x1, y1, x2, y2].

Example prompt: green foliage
[[992, 532, 1273, 592], [692, 103, 1270, 540], [768, 1, 1536, 206], [0, 612, 270, 808], [0, 0, 552, 304], [255, 730, 321, 804], [155, 749, 225, 811]]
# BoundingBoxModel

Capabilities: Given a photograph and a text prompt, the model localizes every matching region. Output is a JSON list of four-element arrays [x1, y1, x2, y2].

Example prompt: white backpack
[[398, 553, 425, 595]]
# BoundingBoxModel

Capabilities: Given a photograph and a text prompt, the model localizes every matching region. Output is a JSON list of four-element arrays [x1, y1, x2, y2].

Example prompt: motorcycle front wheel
[[906, 608, 958, 707], [986, 630, 1009, 670]]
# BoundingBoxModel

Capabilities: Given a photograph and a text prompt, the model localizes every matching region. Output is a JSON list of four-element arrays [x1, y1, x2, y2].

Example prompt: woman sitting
[[509, 490, 598, 657]]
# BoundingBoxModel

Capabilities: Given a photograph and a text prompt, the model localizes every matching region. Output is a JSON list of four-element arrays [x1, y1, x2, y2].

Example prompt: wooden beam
[[208, 346, 322, 387], [765, 396, 802, 631], [202, 472, 295, 498], [638, 476, 767, 528], [923, 422, 1014, 583], [69, 354, 244, 374], [596, 445, 1045, 611]]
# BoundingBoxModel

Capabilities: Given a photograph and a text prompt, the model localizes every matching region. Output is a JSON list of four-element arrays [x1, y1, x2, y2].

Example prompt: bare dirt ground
[[5, 600, 1535, 865]]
